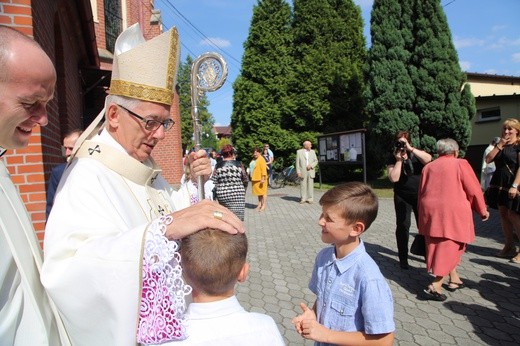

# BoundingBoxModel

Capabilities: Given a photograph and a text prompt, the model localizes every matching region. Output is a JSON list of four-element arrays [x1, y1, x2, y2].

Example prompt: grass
[[315, 174, 394, 199]]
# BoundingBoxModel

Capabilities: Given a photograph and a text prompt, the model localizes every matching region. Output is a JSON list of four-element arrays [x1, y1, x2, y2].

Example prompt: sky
[[155, 0, 520, 126]]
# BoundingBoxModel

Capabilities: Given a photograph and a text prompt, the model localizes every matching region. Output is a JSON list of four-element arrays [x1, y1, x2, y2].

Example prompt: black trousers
[[393, 193, 419, 263]]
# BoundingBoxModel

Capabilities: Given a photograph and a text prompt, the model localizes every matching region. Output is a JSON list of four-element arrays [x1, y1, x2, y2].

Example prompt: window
[[477, 107, 501, 122], [104, 0, 122, 53]]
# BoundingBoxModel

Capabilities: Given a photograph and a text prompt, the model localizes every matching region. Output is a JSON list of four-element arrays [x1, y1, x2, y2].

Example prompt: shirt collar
[[327, 240, 365, 274], [186, 296, 243, 320], [0, 147, 6, 158]]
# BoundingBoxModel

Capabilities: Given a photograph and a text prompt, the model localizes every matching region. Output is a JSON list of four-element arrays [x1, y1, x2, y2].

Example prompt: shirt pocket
[[329, 297, 357, 331]]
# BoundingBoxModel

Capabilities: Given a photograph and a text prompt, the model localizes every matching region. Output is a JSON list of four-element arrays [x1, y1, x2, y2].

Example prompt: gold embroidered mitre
[[109, 23, 180, 106], [69, 24, 180, 160]]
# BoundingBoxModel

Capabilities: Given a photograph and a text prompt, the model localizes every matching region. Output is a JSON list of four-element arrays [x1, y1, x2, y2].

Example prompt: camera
[[394, 140, 406, 152]]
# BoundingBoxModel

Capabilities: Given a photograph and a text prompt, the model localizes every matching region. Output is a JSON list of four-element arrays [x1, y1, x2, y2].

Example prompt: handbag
[[484, 186, 500, 209], [410, 234, 426, 256], [240, 163, 249, 189], [486, 160, 518, 210]]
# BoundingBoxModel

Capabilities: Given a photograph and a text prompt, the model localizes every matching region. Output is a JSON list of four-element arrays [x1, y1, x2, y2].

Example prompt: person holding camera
[[387, 130, 432, 269]]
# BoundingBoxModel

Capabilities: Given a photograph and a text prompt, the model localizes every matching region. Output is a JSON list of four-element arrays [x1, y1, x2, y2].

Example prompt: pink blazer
[[418, 155, 487, 244]]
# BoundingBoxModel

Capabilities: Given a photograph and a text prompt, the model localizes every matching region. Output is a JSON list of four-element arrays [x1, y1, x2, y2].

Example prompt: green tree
[[231, 0, 297, 164], [366, 0, 475, 173], [177, 55, 216, 153], [364, 0, 416, 176], [232, 0, 367, 170], [410, 0, 474, 153], [291, 0, 366, 134]]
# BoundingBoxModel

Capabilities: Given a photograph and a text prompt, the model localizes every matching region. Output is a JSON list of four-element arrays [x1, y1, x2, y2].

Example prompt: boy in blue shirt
[[293, 182, 395, 345]]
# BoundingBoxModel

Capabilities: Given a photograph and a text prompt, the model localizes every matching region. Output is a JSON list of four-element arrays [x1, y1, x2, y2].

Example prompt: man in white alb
[[42, 24, 243, 345], [0, 25, 71, 345]]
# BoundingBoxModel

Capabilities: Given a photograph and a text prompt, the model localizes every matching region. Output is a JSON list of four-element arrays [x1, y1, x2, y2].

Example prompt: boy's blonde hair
[[319, 182, 378, 230], [181, 229, 247, 296]]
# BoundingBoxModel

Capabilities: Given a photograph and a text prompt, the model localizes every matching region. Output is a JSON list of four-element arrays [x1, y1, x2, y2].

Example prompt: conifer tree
[[178, 55, 215, 153], [231, 0, 294, 164], [291, 0, 366, 134], [410, 0, 474, 152], [366, 0, 475, 172]]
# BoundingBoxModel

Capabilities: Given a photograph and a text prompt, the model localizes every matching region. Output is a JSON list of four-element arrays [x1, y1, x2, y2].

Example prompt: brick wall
[[93, 0, 105, 50], [152, 92, 185, 183]]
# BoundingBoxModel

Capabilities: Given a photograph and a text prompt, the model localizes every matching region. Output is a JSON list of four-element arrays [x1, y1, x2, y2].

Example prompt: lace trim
[[185, 180, 200, 205], [137, 215, 192, 343]]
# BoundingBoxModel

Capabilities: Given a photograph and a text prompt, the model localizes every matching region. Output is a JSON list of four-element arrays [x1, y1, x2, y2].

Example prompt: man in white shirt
[[42, 24, 243, 345], [481, 137, 500, 190], [0, 25, 71, 345], [264, 143, 274, 184]]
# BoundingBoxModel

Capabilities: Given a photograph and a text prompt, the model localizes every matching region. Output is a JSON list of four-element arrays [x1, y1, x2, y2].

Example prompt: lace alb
[[137, 215, 192, 343]]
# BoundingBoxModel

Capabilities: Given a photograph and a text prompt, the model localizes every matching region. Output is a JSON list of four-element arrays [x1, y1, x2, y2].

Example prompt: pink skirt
[[425, 236, 466, 276]]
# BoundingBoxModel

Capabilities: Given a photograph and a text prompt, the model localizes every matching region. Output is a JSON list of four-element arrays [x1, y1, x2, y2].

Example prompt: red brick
[[29, 192, 46, 202], [5, 155, 23, 164], [0, 15, 13, 24], [17, 164, 43, 174], [27, 173, 45, 183], [35, 229, 45, 241], [2, 5, 31, 15], [20, 193, 29, 204], [10, 175, 26, 184], [13, 15, 31, 25], [16, 26, 32, 36], [18, 183, 45, 193], [11, 0, 31, 5], [25, 201, 45, 212], [25, 154, 43, 163]]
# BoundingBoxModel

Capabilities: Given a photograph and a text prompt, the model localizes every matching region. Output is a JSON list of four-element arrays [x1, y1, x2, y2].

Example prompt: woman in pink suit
[[418, 138, 489, 301]]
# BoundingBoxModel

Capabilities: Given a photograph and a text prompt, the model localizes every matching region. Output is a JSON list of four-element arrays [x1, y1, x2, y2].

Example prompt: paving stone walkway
[[237, 185, 520, 345]]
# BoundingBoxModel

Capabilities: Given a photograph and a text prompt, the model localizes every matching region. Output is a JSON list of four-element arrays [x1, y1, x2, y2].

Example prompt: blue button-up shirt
[[309, 240, 395, 346]]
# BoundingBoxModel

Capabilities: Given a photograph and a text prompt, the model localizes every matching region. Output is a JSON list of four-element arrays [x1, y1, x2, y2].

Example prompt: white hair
[[436, 138, 459, 156], [104, 94, 141, 110]]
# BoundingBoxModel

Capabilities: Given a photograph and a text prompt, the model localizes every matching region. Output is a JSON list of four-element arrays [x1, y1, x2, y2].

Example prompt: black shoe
[[399, 261, 409, 270], [444, 281, 466, 292], [423, 286, 447, 301]]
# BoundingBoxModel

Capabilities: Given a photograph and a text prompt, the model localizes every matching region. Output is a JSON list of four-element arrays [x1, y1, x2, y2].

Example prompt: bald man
[[296, 140, 318, 204], [0, 25, 71, 345]]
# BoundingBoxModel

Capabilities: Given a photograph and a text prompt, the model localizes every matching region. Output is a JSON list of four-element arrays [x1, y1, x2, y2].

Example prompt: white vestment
[[481, 144, 496, 190], [42, 130, 195, 345], [0, 158, 70, 346]]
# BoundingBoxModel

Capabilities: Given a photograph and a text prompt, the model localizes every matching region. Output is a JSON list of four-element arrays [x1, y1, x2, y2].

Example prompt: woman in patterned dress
[[211, 144, 246, 220]]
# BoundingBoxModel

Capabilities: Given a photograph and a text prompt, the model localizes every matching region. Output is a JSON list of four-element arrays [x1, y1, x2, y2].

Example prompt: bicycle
[[270, 165, 301, 189]]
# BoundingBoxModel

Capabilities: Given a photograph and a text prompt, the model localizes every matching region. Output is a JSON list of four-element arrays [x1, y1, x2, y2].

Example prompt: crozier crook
[[190, 52, 228, 201]]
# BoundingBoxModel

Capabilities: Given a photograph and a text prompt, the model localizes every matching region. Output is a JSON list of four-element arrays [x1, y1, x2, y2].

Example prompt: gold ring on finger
[[213, 210, 223, 220]]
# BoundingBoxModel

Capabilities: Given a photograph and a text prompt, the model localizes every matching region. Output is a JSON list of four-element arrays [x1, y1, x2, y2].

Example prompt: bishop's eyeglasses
[[117, 104, 175, 132]]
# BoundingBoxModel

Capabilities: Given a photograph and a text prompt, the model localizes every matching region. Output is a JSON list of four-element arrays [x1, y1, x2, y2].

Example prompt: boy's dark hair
[[181, 229, 248, 296], [319, 182, 378, 230]]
